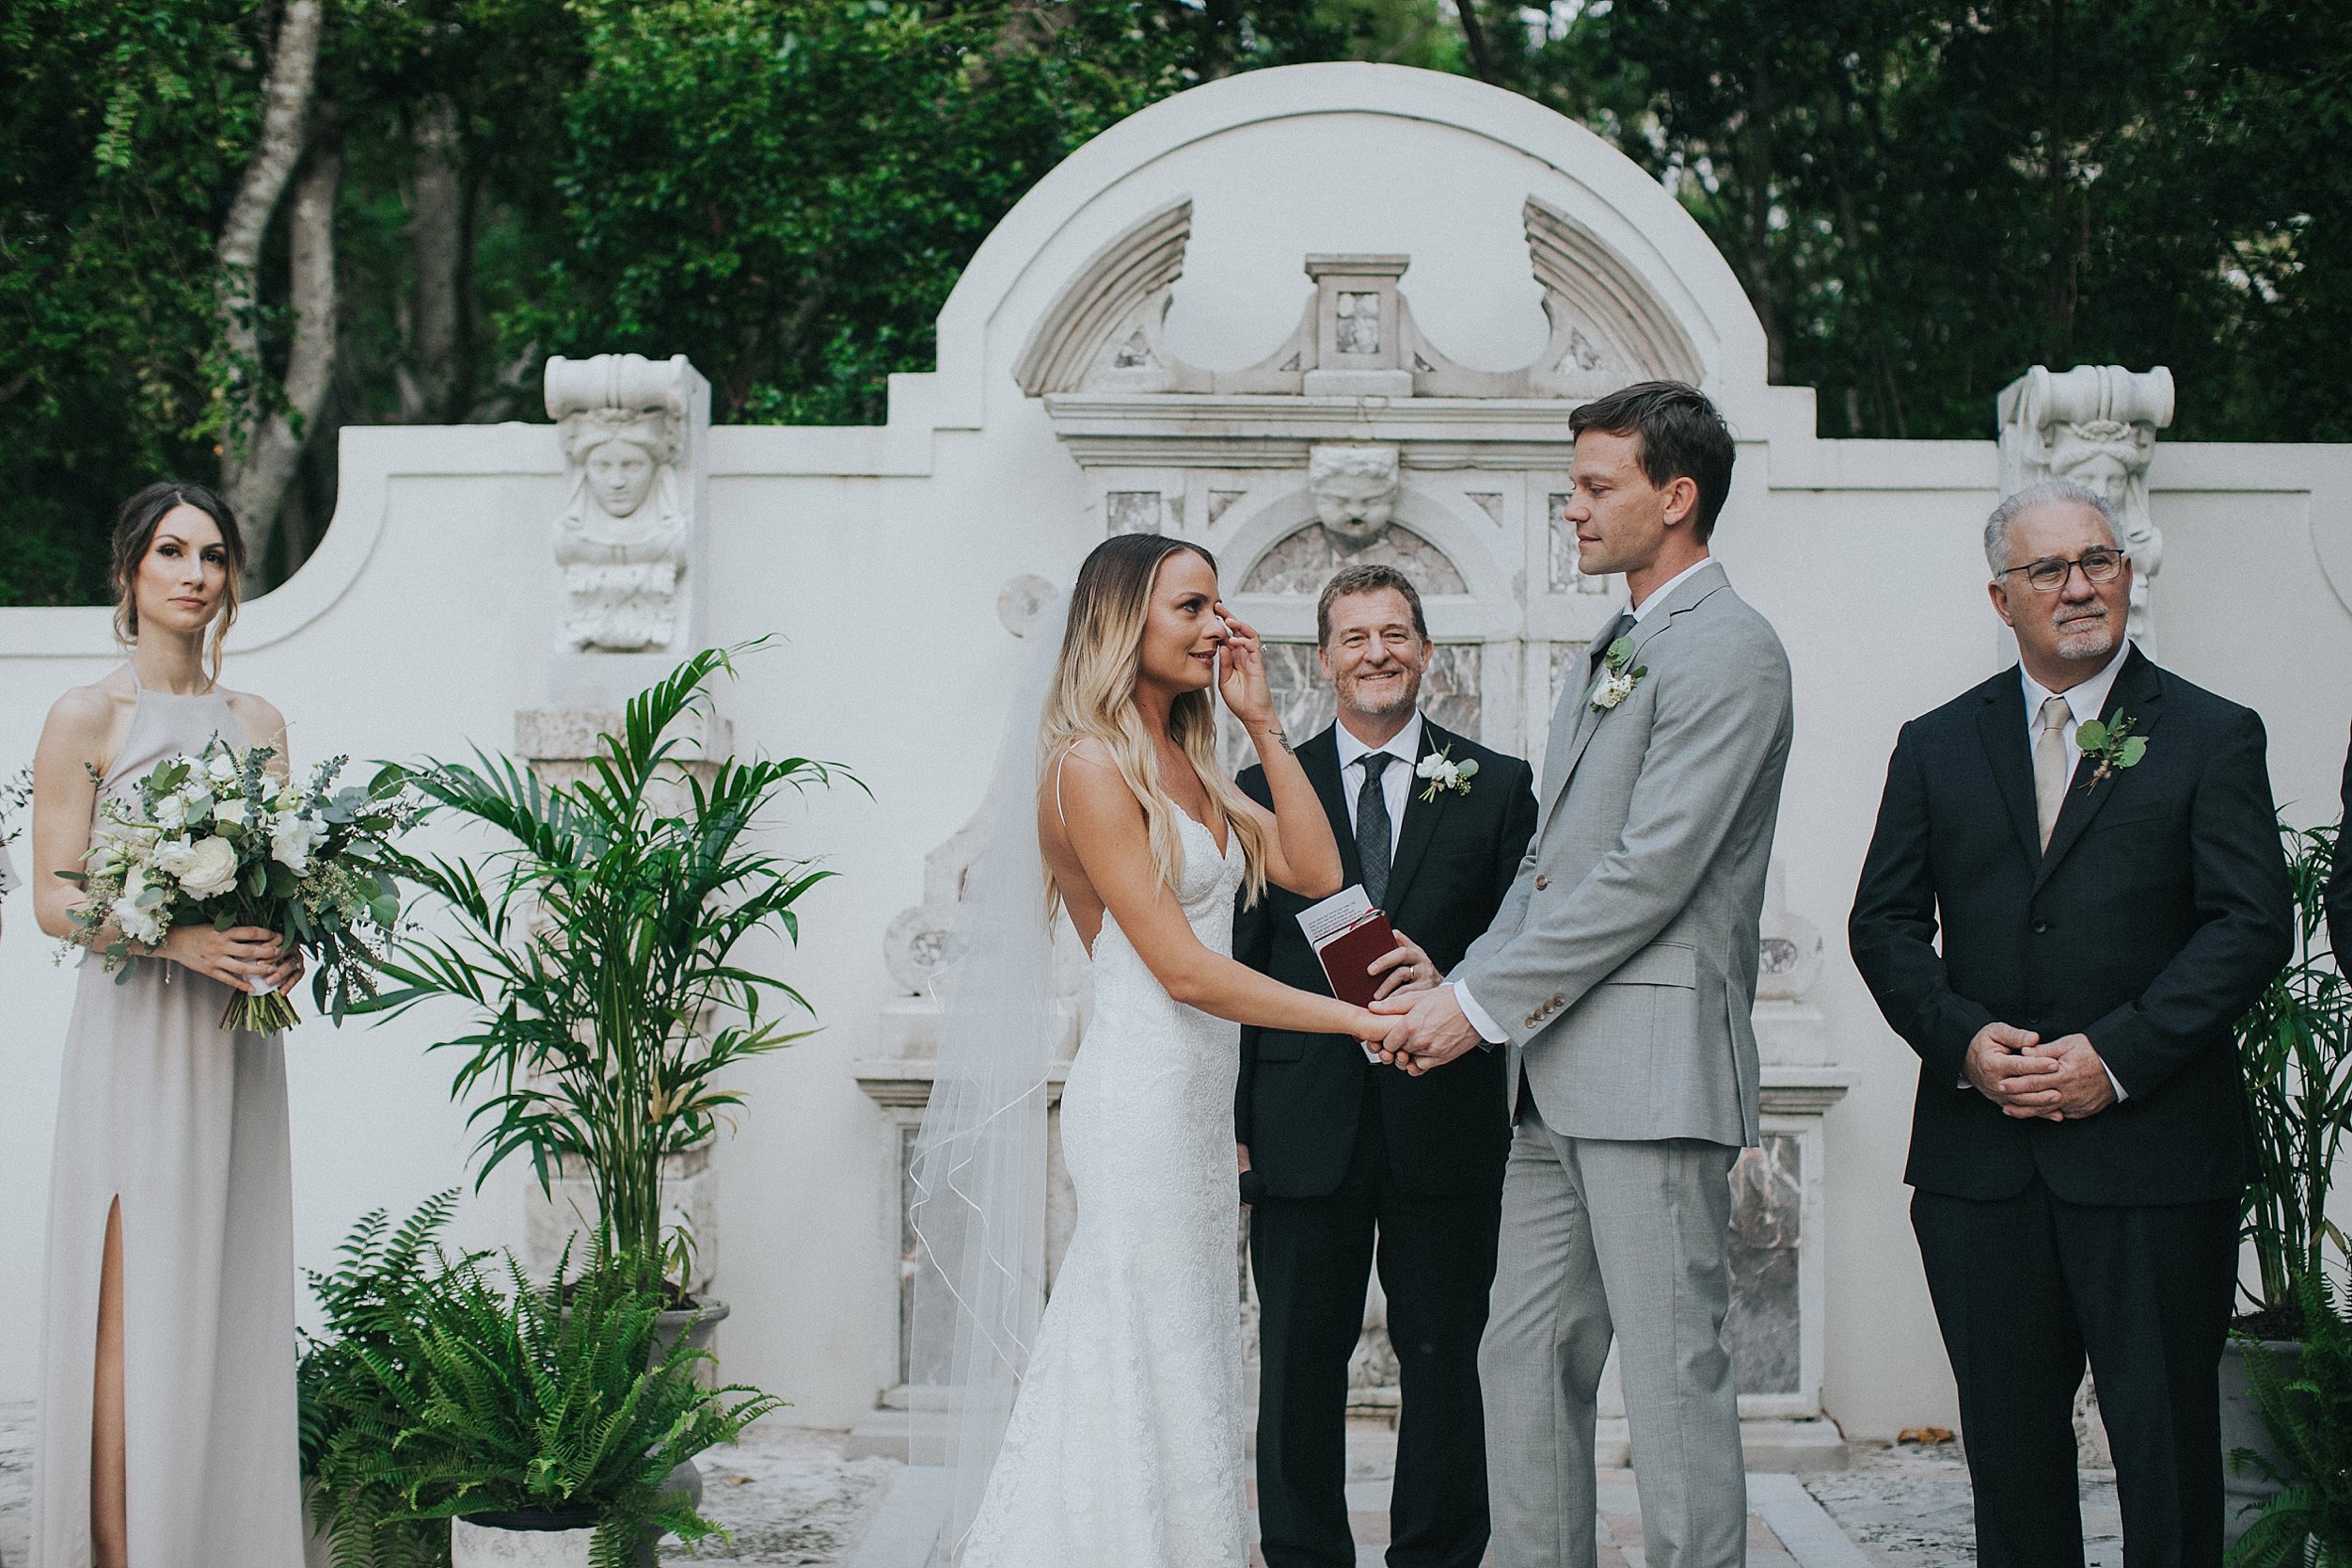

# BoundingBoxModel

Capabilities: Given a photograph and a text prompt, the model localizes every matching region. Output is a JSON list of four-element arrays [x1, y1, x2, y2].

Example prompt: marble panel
[[1547, 494, 1614, 594], [1107, 490, 1164, 533], [1727, 1133, 1803, 1396]]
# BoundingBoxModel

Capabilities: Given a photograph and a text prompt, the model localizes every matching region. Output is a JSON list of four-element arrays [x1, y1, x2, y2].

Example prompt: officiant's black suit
[[1850, 646, 2293, 1568], [1235, 718, 1536, 1568]]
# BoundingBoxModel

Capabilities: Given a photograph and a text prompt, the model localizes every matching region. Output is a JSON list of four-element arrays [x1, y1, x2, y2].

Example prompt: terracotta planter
[[2219, 1337, 2304, 1545], [452, 1509, 599, 1567]]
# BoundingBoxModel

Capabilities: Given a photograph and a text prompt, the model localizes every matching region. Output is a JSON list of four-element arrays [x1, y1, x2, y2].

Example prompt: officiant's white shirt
[[1335, 710, 1423, 860]]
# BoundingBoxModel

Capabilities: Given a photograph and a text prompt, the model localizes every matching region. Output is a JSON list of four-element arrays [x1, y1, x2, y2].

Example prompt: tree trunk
[[215, 0, 327, 585], [1453, 0, 1497, 84], [396, 96, 464, 423], [2042, 0, 2077, 364], [1742, 64, 1784, 383], [224, 141, 342, 586]]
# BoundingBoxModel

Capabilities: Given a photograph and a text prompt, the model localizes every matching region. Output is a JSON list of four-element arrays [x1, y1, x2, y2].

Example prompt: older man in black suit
[[1851, 479, 2294, 1566], [1234, 563, 1537, 1568]]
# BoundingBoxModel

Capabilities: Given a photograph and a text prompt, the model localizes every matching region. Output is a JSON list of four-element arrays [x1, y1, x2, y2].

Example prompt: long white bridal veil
[[905, 588, 1072, 1560]]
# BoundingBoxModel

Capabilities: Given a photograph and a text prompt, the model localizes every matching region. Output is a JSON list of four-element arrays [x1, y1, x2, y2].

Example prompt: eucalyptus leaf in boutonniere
[[2075, 715, 2148, 791], [1588, 636, 1648, 712], [1416, 743, 1479, 802]]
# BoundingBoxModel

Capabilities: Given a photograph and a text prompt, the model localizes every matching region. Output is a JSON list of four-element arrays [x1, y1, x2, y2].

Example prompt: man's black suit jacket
[[1849, 646, 2293, 1208], [1234, 719, 1537, 1200]]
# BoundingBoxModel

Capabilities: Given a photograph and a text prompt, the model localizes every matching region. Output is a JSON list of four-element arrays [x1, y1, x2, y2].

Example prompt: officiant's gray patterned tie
[[1356, 752, 1394, 910]]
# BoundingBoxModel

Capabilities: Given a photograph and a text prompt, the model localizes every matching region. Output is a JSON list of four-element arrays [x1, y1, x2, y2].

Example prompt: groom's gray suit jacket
[[1455, 559, 1792, 1148]]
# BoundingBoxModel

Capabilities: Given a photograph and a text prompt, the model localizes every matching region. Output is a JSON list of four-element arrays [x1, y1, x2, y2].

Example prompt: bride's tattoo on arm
[[1256, 725, 1293, 755]]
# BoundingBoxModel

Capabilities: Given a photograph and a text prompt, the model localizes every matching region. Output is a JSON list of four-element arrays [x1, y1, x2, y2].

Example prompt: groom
[[1233, 563, 1537, 1568], [1378, 381, 1792, 1568]]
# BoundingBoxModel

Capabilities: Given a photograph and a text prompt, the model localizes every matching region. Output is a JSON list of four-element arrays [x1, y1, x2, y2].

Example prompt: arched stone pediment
[[1241, 522, 1466, 596], [1012, 197, 1704, 403]]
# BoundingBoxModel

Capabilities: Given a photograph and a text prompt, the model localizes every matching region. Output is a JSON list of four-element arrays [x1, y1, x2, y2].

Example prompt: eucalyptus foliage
[[2228, 1270, 2352, 1567], [300, 1195, 782, 1568], [369, 645, 856, 1289], [2238, 821, 2352, 1322]]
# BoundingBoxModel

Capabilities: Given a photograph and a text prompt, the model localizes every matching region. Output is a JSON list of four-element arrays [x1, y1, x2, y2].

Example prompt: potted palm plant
[[369, 645, 855, 1315], [301, 1195, 780, 1568], [2226, 819, 2350, 1544]]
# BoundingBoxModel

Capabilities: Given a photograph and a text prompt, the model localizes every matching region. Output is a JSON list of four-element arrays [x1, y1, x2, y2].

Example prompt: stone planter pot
[[2219, 1337, 2304, 1545], [656, 1296, 730, 1389], [452, 1509, 599, 1568]]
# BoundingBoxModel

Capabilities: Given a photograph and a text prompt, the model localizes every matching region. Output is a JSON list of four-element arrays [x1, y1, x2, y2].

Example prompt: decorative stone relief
[[1465, 491, 1503, 526], [1997, 365, 2174, 646], [1012, 198, 1701, 401], [545, 353, 708, 654], [1755, 860, 1825, 1006], [1242, 523, 1466, 597], [1307, 445, 1402, 544], [1206, 489, 1247, 526], [996, 573, 1058, 638], [1727, 1133, 1803, 1396]]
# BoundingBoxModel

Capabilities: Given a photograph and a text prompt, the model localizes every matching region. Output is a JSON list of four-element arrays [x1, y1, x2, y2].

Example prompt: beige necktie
[[2033, 694, 2074, 850]]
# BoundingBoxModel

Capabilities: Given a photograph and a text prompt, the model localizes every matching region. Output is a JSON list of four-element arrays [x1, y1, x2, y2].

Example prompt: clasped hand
[[162, 924, 304, 997], [1963, 1022, 2116, 1121], [1357, 934, 1481, 1076]]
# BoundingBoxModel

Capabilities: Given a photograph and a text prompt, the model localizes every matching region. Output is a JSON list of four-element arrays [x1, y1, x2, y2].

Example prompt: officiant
[[1233, 563, 1537, 1568]]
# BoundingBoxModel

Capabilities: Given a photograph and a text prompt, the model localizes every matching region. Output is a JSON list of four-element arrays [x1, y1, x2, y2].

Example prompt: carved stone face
[[585, 439, 659, 518], [1311, 467, 1398, 544], [2057, 447, 2132, 513]]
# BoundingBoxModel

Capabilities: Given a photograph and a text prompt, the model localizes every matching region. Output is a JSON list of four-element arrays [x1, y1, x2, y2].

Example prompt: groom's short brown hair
[[1316, 564, 1430, 647], [1569, 380, 1737, 544]]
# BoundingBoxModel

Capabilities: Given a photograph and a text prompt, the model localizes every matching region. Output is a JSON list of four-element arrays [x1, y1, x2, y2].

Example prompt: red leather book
[[1295, 884, 1397, 1008]]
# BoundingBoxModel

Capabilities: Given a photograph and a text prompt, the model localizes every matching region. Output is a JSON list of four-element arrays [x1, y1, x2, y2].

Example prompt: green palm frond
[[364, 644, 860, 1289]]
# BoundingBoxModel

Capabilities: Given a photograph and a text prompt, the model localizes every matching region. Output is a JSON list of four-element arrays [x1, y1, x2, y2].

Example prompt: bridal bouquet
[[63, 741, 424, 1032]]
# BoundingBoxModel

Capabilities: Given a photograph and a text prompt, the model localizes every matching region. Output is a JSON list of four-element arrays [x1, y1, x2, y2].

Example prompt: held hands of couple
[[1964, 1021, 2118, 1121], [1369, 976, 1483, 1077], [161, 924, 304, 997]]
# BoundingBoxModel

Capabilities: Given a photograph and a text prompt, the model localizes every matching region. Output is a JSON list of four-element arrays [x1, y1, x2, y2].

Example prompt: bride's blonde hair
[[1043, 534, 1267, 913]]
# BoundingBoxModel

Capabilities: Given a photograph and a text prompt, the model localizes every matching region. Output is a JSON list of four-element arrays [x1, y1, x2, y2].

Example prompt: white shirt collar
[[2020, 639, 2134, 729], [1627, 556, 1716, 625], [1336, 710, 1424, 771]]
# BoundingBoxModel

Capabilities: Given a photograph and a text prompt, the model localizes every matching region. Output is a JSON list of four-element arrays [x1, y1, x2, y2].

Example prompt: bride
[[911, 533, 1400, 1566]]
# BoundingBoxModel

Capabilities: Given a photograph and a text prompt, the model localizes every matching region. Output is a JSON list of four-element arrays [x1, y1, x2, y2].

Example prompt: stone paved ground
[[0, 1402, 2139, 1568], [1804, 1438, 2122, 1567]]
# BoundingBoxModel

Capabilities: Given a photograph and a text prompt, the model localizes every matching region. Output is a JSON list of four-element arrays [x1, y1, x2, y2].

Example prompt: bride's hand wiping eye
[[1214, 601, 1276, 728]]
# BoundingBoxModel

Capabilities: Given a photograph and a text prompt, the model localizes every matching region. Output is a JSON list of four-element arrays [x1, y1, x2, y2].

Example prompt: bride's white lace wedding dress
[[959, 809, 1250, 1567]]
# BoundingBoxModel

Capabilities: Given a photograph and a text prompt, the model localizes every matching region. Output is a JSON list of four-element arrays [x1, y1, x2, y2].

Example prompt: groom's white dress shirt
[[1336, 711, 1423, 858], [1450, 556, 1723, 1045]]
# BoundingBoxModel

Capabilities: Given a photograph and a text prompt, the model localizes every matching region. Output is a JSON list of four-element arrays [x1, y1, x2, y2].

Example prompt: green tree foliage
[[3, 0, 2347, 605]]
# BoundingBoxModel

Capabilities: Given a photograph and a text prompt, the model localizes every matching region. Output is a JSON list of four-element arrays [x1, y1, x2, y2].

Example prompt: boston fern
[[2229, 1269, 2352, 1566], [302, 1196, 782, 1568], [368, 645, 856, 1291]]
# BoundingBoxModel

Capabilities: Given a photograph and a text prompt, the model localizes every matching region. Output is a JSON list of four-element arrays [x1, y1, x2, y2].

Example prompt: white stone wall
[[2, 64, 2349, 1445]]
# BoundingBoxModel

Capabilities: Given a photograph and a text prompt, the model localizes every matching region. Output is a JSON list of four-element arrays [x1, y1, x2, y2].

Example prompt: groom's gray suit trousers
[[1479, 1104, 1744, 1568]]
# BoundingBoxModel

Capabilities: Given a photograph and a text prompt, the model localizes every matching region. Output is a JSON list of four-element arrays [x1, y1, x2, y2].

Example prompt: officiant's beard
[[1336, 662, 1422, 722]]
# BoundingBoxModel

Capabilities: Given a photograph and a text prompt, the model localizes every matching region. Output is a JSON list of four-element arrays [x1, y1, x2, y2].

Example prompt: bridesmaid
[[28, 483, 306, 1568]]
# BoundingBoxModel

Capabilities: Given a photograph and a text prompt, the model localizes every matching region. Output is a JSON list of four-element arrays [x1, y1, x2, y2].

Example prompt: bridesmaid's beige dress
[[32, 678, 304, 1567]]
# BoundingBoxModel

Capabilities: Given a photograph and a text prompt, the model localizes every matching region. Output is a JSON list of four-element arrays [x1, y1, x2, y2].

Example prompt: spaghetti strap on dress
[[31, 678, 305, 1568]]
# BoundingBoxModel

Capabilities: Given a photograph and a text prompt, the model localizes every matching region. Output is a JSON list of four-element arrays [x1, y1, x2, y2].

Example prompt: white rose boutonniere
[[1588, 636, 1648, 712], [1415, 743, 1480, 802]]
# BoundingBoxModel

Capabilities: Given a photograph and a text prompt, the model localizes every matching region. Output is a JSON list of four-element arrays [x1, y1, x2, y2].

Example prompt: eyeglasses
[[1994, 547, 2126, 593]]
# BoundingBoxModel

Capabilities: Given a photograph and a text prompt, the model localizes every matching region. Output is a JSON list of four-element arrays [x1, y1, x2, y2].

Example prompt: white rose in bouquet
[[271, 813, 326, 874], [174, 836, 241, 900], [207, 752, 237, 784], [111, 865, 163, 947], [151, 837, 198, 880], [154, 794, 188, 832]]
